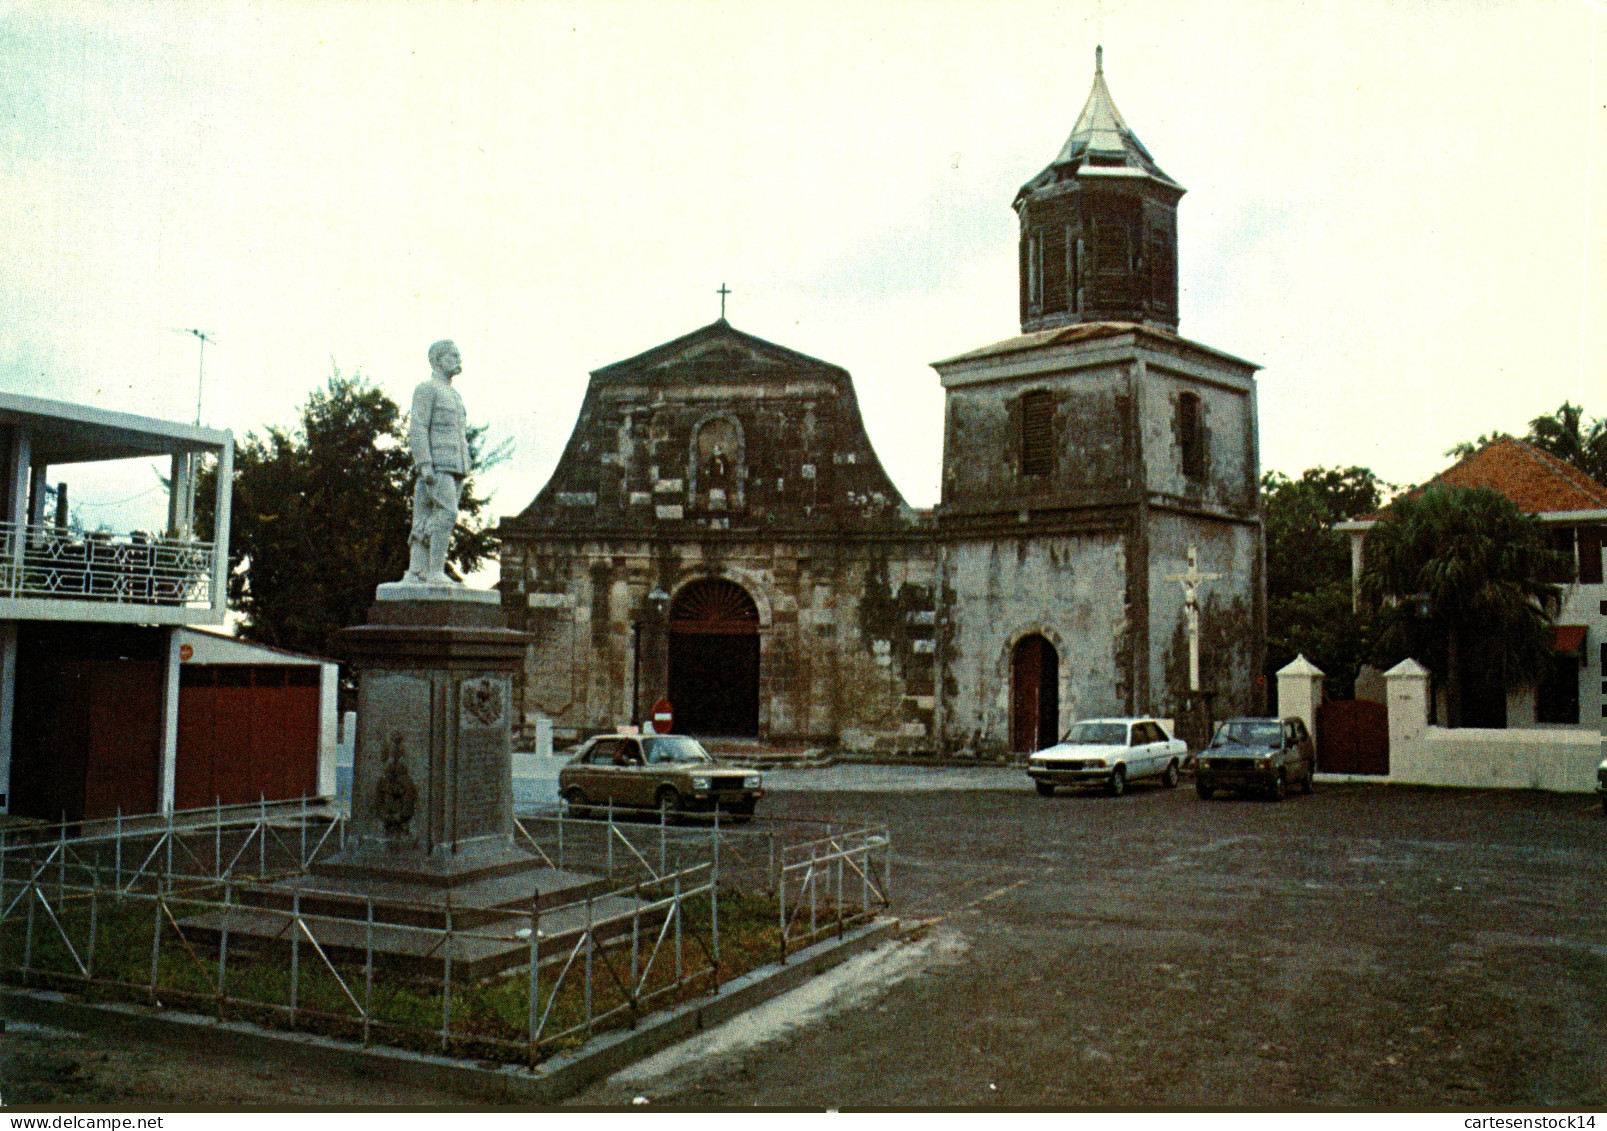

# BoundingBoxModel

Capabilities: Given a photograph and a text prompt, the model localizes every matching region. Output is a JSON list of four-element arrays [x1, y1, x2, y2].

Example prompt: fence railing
[[0, 797, 893, 1064], [0, 520, 215, 607]]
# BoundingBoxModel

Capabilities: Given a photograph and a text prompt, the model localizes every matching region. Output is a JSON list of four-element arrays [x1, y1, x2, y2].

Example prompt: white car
[[1027, 718, 1188, 797]]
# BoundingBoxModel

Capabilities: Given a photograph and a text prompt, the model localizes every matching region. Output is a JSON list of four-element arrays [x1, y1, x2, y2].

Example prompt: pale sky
[[3, 0, 1605, 550]]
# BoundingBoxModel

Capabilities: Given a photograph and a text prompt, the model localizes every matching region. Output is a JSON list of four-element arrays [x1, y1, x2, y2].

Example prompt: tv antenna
[[172, 329, 217, 424]]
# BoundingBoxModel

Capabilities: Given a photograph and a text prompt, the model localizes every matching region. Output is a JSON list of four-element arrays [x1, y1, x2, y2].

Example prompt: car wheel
[[1268, 769, 1287, 801], [563, 786, 591, 819], [1162, 760, 1180, 789], [1301, 766, 1315, 794], [1035, 781, 1056, 797], [1196, 781, 1214, 800], [1108, 766, 1126, 797], [656, 785, 684, 817]]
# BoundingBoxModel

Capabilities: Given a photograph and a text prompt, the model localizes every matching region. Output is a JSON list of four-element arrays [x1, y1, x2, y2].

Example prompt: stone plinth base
[[315, 837, 537, 888], [318, 586, 533, 894]]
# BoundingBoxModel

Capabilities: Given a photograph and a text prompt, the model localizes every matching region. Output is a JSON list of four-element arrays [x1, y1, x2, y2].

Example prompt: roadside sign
[[651, 698, 674, 734], [178, 643, 193, 662]]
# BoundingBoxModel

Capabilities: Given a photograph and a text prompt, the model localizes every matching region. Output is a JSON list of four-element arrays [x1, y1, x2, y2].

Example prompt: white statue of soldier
[[403, 339, 471, 586]]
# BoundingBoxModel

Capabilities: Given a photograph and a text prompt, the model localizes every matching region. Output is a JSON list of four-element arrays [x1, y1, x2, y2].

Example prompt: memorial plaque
[[456, 673, 511, 841], [350, 670, 433, 848]]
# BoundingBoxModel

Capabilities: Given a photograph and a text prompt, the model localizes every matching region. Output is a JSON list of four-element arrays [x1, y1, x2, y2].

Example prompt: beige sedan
[[559, 734, 764, 816]]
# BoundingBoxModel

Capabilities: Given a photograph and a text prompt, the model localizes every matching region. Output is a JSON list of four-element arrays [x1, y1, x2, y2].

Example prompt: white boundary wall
[[1381, 659, 1602, 793], [1292, 655, 1605, 794]]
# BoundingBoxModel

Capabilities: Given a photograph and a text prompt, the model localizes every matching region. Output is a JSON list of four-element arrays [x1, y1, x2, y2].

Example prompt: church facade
[[497, 51, 1265, 756]]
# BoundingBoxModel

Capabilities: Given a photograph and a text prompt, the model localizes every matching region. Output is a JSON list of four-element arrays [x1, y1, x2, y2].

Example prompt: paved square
[[587, 773, 1607, 1107]]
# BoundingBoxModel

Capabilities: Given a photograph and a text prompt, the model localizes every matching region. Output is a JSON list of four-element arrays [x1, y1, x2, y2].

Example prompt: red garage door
[[176, 665, 321, 809]]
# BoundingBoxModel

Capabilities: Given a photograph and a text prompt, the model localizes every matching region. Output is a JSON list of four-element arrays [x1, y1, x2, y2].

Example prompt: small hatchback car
[[1195, 717, 1316, 800], [559, 734, 764, 816], [1027, 718, 1189, 796]]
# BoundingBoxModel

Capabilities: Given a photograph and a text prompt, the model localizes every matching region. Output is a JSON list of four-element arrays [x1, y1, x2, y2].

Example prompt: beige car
[[559, 734, 764, 816]]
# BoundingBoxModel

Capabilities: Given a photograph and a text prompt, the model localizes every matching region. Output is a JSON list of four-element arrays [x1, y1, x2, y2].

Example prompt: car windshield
[[1211, 720, 1282, 747], [643, 736, 713, 765], [1061, 722, 1128, 746]]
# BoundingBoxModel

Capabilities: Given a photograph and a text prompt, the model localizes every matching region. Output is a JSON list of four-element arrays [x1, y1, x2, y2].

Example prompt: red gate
[[1315, 698, 1389, 775]]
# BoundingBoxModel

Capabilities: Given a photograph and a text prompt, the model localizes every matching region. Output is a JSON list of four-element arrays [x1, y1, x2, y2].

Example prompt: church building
[[497, 50, 1266, 756]]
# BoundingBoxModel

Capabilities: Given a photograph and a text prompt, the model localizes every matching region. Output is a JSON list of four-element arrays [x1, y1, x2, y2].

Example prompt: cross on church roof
[[717, 283, 731, 321]]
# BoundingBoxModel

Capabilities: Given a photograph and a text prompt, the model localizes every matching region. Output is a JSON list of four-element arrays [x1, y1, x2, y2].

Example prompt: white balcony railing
[[0, 521, 216, 608]]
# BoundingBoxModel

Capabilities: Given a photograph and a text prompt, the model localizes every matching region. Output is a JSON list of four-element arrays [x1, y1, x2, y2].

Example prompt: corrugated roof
[[1359, 438, 1607, 520]]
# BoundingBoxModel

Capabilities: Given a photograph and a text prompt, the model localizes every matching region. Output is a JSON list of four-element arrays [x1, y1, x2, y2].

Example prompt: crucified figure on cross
[[1163, 545, 1223, 693]]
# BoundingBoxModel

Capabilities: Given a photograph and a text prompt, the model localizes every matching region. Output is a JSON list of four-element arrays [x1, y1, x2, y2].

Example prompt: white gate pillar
[[1384, 658, 1431, 751], [1276, 654, 1325, 743]]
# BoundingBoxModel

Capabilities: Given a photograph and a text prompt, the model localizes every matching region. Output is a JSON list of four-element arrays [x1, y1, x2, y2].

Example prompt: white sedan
[[1027, 718, 1188, 797]]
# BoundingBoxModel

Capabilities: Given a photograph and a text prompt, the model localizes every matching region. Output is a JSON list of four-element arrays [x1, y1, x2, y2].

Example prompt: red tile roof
[[1358, 438, 1607, 521]]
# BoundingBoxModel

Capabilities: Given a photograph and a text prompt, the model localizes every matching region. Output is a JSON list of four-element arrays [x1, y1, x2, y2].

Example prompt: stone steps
[[178, 889, 662, 983]]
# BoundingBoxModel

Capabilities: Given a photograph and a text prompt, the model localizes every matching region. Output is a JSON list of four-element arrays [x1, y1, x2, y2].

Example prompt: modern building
[[1337, 437, 1607, 733], [498, 50, 1266, 757], [0, 392, 337, 821]]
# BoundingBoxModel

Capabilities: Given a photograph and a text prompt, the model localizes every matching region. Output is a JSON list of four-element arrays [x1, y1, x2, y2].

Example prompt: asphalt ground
[[4, 769, 1606, 1108], [583, 770, 1607, 1108]]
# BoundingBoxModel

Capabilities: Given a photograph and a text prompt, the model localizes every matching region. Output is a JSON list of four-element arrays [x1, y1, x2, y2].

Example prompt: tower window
[[1147, 227, 1175, 311], [1042, 226, 1068, 315], [1021, 391, 1055, 477], [1178, 392, 1206, 480], [1026, 235, 1042, 309], [1093, 211, 1132, 274]]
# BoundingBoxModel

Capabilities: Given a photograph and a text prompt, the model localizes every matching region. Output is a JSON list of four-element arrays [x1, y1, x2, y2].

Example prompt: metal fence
[[0, 798, 891, 1064], [0, 521, 215, 606]]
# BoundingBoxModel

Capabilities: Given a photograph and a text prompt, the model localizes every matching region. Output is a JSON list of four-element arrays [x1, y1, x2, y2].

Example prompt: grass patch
[[0, 885, 870, 1065]]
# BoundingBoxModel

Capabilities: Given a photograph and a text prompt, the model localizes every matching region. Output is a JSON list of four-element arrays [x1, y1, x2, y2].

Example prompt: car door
[[1143, 722, 1168, 776], [1127, 723, 1150, 778], [585, 737, 625, 805], [1293, 719, 1316, 780], [616, 738, 652, 806], [1280, 721, 1299, 780]]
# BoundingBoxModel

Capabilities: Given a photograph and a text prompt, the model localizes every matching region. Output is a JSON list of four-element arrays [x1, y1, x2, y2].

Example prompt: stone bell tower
[[1015, 46, 1184, 333]]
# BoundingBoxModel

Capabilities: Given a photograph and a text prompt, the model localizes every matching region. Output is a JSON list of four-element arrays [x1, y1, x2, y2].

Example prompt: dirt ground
[[4, 775, 1606, 1108]]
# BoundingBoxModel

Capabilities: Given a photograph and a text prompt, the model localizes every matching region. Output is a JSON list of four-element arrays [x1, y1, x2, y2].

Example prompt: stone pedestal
[[318, 583, 534, 887]]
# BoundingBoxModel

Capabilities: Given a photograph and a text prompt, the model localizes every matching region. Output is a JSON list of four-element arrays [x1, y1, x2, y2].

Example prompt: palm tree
[[1526, 401, 1607, 487], [1360, 486, 1562, 728]]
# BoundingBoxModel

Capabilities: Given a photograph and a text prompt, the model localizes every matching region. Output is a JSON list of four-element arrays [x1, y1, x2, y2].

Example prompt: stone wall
[[502, 535, 937, 751], [936, 531, 1130, 756]]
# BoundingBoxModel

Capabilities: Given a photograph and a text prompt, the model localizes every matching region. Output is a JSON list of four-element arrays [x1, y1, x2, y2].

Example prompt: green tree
[[1262, 466, 1386, 698], [1360, 485, 1561, 728], [196, 368, 505, 657], [1524, 401, 1607, 486]]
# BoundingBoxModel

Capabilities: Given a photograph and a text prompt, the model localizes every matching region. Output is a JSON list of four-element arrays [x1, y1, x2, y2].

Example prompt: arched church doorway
[[1011, 634, 1060, 754], [667, 578, 761, 738]]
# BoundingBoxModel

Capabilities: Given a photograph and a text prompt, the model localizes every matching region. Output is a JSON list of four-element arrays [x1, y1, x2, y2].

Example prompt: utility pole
[[173, 329, 217, 425]]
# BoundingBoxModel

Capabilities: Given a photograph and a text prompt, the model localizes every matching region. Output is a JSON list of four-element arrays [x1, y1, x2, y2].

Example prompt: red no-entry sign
[[651, 698, 674, 734]]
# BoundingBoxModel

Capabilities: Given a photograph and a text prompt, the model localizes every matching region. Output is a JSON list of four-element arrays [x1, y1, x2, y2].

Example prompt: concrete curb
[[0, 916, 902, 1105]]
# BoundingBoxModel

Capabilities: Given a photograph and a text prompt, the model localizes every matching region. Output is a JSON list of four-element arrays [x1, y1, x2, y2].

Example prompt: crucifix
[[717, 283, 731, 320], [1163, 544, 1222, 692]]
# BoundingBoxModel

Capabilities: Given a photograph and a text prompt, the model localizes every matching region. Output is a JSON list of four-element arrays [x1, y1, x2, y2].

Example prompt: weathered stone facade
[[498, 49, 1265, 755], [497, 325, 939, 750], [931, 324, 1264, 757]]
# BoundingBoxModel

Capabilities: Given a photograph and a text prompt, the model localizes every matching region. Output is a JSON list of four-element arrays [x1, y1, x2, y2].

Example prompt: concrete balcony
[[0, 391, 233, 625], [0, 521, 218, 623]]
